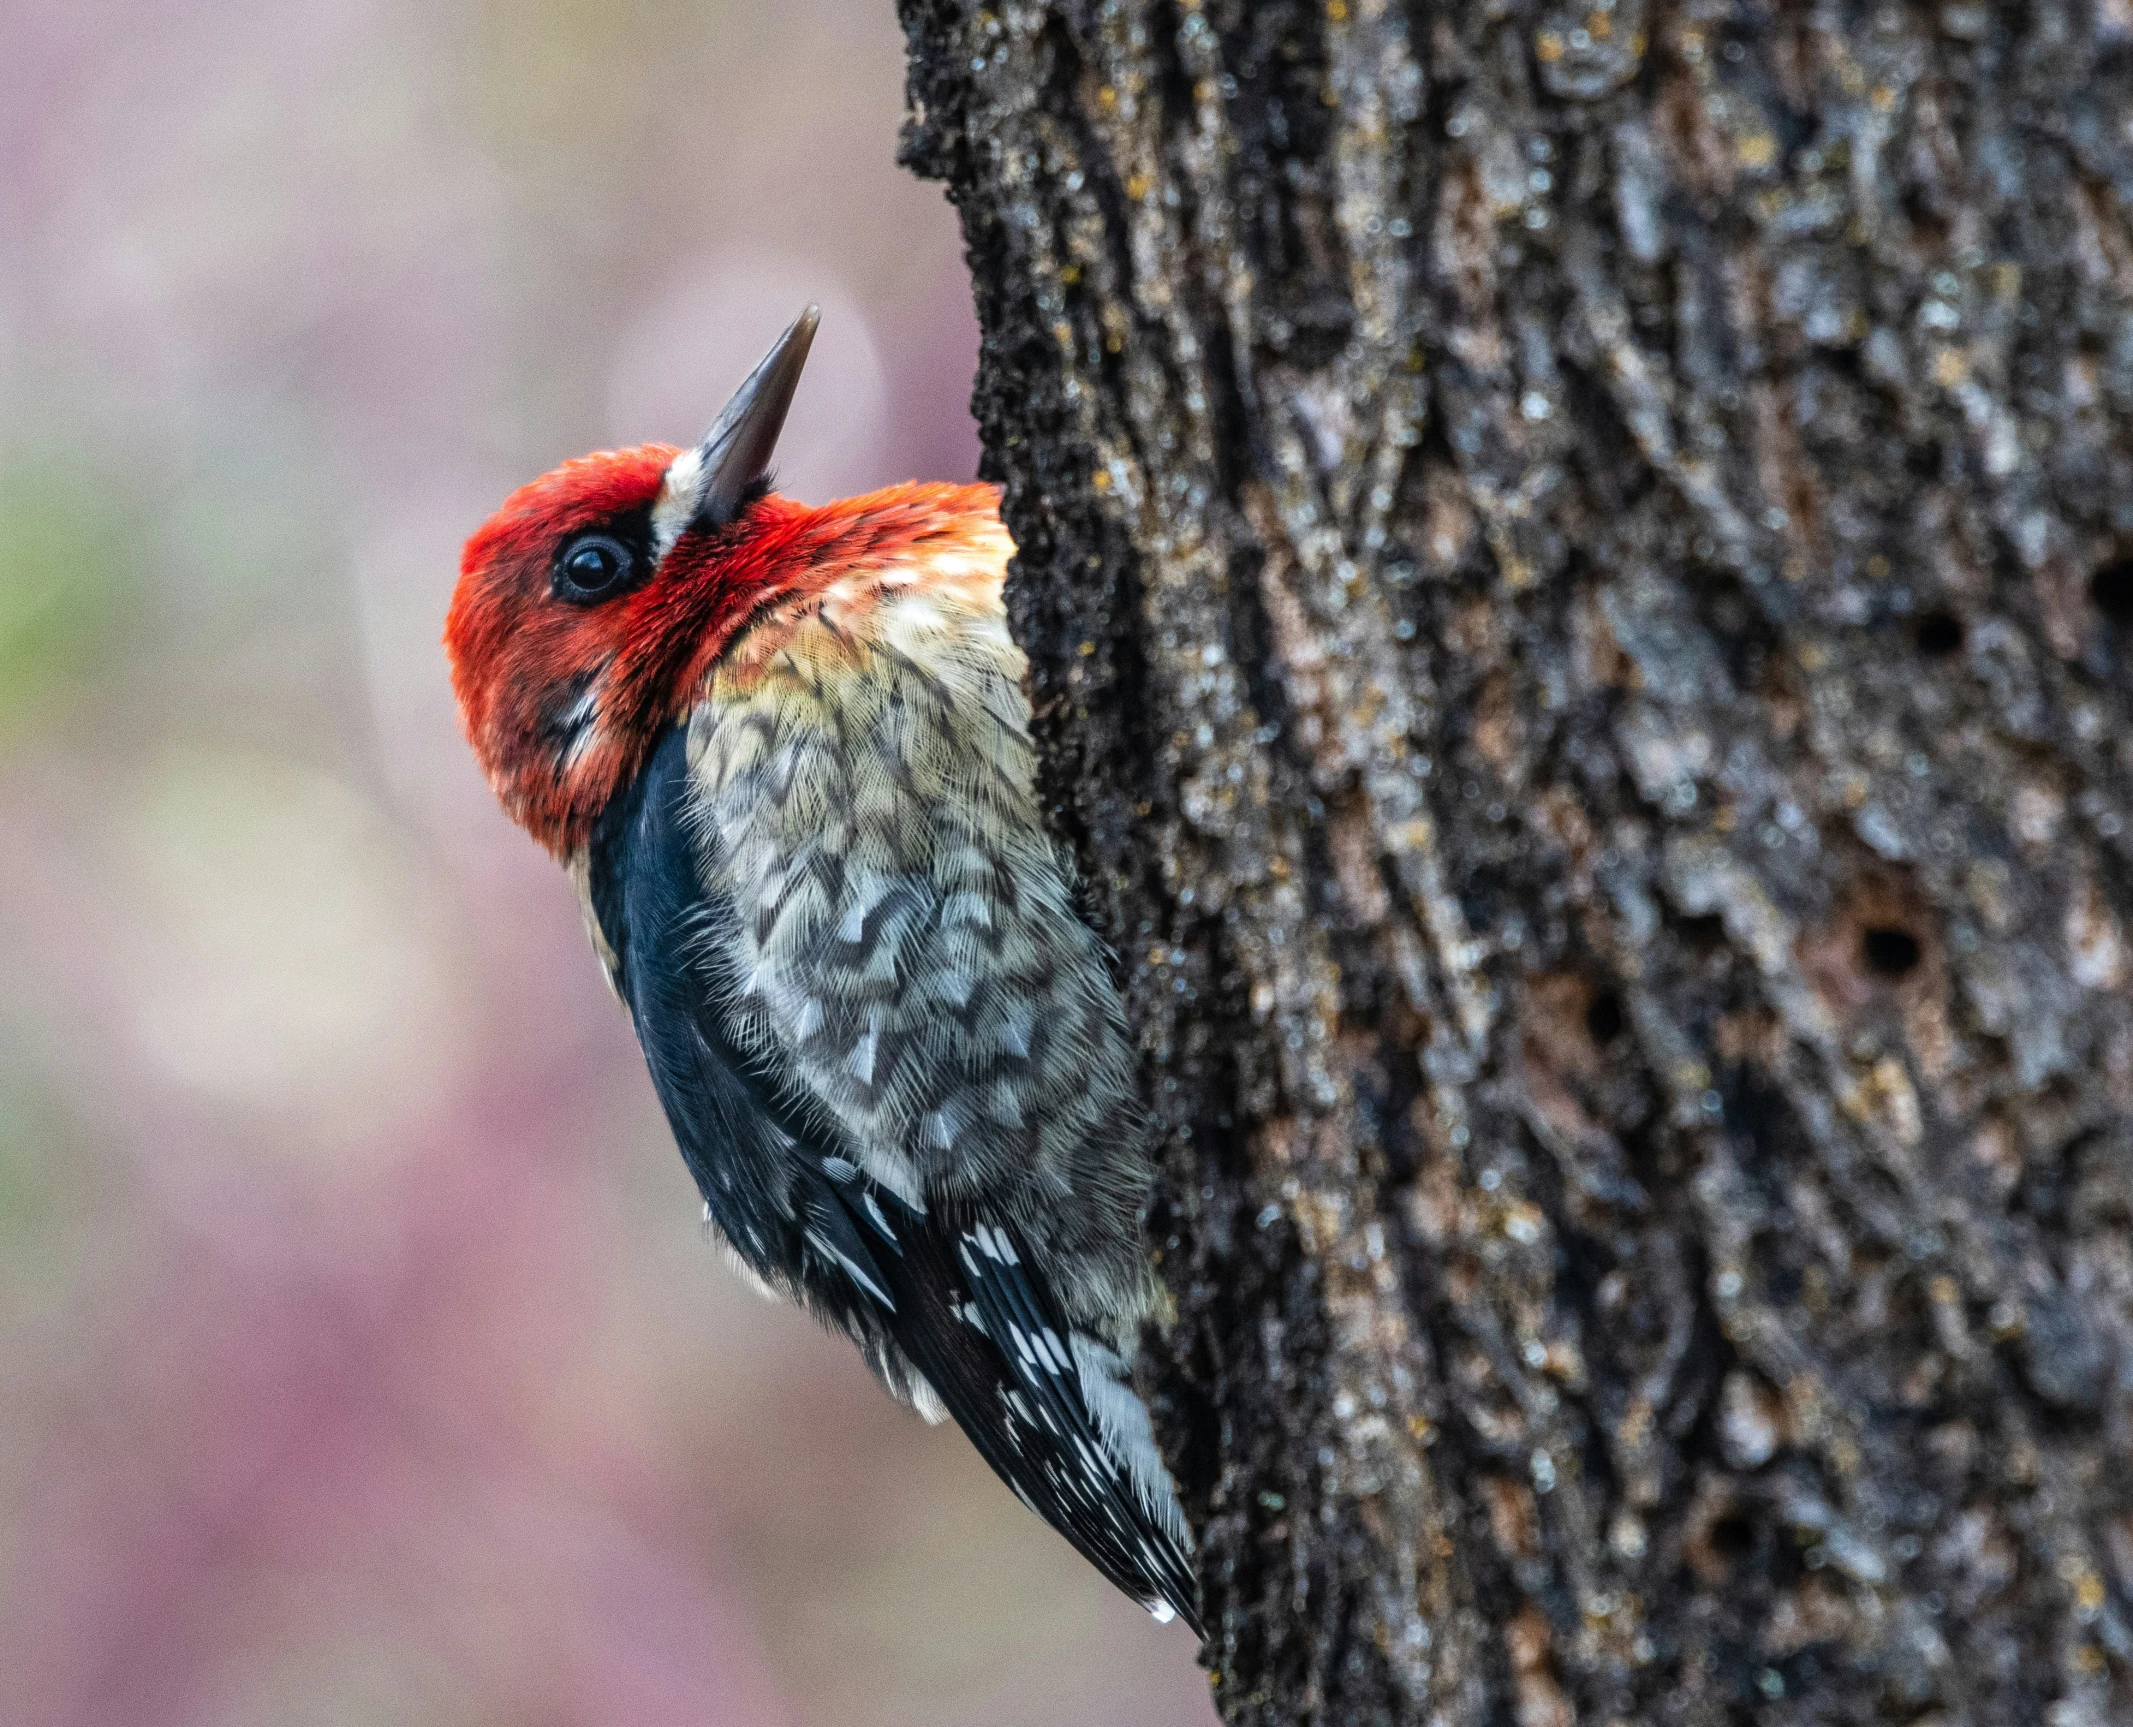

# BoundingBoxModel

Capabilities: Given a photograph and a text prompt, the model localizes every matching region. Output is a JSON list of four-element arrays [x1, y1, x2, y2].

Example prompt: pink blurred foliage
[[0, 1, 1216, 1723], [9, 1141, 791, 1727]]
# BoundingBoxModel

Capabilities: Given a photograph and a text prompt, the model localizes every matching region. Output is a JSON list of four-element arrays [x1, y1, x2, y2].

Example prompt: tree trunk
[[895, 2, 2133, 1721]]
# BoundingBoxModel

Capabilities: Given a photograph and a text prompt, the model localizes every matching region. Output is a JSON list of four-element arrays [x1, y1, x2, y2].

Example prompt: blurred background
[[0, 3, 1215, 1722]]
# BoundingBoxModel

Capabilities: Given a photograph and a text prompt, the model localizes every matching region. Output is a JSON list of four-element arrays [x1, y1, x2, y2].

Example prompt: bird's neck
[[702, 484, 1015, 698], [525, 482, 1012, 858]]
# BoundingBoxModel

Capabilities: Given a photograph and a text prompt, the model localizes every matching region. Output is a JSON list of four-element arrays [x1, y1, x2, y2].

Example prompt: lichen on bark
[[897, 1, 2133, 1722]]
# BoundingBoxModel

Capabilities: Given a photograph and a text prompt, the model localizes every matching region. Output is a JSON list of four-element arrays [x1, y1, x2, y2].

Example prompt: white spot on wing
[[909, 1374, 948, 1425], [716, 1236, 782, 1303], [1069, 1332, 1192, 1546], [805, 1228, 894, 1310]]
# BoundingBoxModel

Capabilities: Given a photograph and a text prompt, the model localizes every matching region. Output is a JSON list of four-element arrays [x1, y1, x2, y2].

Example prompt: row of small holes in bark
[[1907, 557, 2133, 658], [1579, 928, 1918, 1050]]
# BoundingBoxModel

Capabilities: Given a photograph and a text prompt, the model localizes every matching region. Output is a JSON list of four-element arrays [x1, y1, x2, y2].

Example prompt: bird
[[444, 307, 1200, 1634]]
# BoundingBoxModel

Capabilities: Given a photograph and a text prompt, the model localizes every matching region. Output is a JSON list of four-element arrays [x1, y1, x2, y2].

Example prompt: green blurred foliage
[[0, 458, 139, 742]]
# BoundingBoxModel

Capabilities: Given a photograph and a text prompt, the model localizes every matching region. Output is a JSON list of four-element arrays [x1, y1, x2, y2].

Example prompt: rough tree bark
[[895, 3, 2133, 1722]]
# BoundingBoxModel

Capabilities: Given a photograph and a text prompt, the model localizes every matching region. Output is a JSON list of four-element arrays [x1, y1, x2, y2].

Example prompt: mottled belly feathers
[[686, 568, 1158, 1325]]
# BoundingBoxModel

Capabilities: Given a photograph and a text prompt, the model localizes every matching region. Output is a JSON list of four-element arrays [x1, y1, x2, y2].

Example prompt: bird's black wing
[[585, 726, 1200, 1632]]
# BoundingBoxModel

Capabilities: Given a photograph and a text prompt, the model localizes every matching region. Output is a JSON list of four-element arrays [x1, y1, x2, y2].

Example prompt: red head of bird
[[445, 306, 831, 857], [445, 307, 1000, 858]]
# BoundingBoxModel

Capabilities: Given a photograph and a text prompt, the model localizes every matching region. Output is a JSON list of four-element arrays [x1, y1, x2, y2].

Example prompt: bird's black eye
[[553, 533, 635, 604]]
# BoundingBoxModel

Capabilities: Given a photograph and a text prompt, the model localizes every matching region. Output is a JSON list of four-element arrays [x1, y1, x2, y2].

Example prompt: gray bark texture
[[894, 2, 2133, 1721]]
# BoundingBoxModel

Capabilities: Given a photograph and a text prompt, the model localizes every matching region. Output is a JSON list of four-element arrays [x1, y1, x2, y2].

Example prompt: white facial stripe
[[560, 674, 602, 730], [651, 446, 705, 558], [556, 667, 608, 770]]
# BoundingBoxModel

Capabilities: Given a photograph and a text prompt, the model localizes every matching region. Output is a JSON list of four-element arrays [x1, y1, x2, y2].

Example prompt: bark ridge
[[898, 2, 2133, 1721]]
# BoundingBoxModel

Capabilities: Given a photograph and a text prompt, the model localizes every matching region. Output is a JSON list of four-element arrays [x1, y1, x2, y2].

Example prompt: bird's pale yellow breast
[[704, 510, 1018, 702]]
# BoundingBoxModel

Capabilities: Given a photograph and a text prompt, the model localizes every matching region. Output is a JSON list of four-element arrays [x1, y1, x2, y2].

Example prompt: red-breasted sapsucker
[[444, 309, 1198, 1632]]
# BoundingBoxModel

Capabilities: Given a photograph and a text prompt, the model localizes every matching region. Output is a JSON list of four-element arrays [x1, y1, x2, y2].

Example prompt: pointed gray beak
[[683, 304, 820, 534]]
